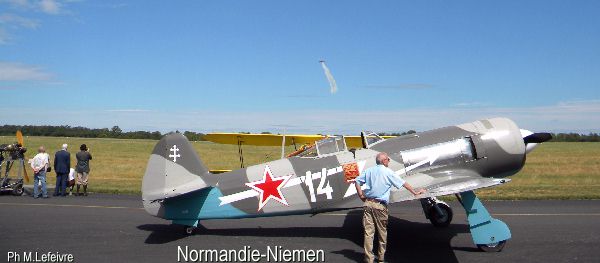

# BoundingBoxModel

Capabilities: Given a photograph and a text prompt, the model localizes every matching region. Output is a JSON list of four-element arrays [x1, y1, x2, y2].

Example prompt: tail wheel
[[477, 240, 507, 252], [184, 226, 195, 235], [12, 184, 24, 196], [428, 203, 453, 227]]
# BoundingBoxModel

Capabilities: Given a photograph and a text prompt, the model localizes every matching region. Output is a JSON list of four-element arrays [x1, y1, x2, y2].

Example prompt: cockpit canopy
[[297, 136, 347, 158], [361, 131, 385, 148], [296, 131, 387, 158]]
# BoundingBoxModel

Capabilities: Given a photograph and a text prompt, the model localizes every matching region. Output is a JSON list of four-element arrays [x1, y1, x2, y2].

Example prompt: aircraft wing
[[344, 136, 396, 148], [389, 169, 510, 203], [204, 133, 395, 148], [204, 133, 325, 146]]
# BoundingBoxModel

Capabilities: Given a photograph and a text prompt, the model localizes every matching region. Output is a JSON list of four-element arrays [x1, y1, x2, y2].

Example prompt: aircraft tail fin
[[142, 133, 217, 216]]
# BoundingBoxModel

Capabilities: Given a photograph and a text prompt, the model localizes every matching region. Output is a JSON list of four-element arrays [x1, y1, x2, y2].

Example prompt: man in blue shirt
[[355, 152, 426, 263]]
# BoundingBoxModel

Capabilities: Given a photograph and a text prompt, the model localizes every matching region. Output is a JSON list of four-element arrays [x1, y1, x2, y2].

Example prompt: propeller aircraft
[[1, 131, 29, 196], [142, 117, 552, 252]]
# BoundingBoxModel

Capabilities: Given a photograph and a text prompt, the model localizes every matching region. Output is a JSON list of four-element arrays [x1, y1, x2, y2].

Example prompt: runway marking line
[[0, 202, 144, 210], [321, 213, 600, 216]]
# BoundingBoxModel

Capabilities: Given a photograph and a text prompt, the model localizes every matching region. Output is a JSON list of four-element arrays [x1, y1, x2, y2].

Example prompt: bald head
[[376, 152, 390, 166]]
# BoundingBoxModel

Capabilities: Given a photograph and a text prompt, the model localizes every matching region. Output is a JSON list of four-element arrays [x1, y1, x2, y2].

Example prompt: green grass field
[[3, 136, 599, 199]]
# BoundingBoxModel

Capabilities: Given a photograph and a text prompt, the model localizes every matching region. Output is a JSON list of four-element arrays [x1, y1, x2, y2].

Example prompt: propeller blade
[[524, 132, 552, 144], [22, 161, 30, 183], [16, 130, 24, 146]]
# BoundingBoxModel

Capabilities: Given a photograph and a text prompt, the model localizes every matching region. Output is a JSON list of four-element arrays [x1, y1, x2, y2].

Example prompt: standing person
[[53, 144, 70, 197], [67, 168, 76, 195], [75, 144, 92, 196], [354, 152, 426, 263], [31, 146, 50, 199]]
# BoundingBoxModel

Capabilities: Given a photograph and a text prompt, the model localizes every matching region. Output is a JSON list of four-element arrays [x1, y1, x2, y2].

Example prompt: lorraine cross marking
[[169, 145, 181, 162]]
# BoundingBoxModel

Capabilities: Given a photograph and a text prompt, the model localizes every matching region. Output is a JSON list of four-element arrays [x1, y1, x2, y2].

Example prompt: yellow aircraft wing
[[204, 133, 326, 146], [344, 136, 396, 148], [205, 133, 395, 148]]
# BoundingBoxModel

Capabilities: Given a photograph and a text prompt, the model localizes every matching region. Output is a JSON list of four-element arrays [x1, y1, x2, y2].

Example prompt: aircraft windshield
[[295, 136, 347, 158], [316, 136, 347, 156], [362, 131, 385, 147]]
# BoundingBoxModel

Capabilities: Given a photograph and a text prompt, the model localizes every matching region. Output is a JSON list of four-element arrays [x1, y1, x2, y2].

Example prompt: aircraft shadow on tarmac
[[138, 210, 473, 263]]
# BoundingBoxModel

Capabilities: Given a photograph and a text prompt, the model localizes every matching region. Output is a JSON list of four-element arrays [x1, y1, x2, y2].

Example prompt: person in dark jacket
[[75, 144, 92, 196], [53, 144, 71, 197]]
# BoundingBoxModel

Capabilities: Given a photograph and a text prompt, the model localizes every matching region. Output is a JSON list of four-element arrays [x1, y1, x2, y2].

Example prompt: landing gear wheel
[[477, 240, 507, 252], [184, 226, 195, 235], [428, 203, 453, 227], [12, 184, 23, 196]]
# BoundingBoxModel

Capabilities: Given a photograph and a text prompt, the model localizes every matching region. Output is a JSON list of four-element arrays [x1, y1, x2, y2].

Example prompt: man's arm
[[387, 169, 426, 196], [354, 181, 366, 202], [403, 182, 426, 196], [30, 157, 37, 172]]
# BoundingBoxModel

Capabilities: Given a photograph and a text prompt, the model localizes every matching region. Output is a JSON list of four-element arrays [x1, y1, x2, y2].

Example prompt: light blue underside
[[459, 191, 511, 245], [165, 187, 247, 226]]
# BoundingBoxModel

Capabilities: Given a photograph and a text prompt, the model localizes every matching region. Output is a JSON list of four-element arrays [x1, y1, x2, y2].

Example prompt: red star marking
[[246, 165, 292, 211]]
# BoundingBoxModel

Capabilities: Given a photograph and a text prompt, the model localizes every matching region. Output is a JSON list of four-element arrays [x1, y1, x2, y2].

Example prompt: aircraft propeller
[[520, 130, 553, 154], [523, 132, 552, 144]]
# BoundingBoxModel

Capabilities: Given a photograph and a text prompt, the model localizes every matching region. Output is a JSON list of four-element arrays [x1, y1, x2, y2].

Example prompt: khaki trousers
[[363, 199, 389, 263], [76, 172, 89, 186]]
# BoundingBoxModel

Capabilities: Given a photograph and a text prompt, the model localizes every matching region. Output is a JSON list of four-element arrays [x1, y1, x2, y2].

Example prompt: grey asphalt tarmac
[[1, 193, 599, 263]]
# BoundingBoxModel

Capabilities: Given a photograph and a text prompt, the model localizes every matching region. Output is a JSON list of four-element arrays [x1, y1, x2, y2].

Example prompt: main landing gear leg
[[173, 219, 199, 235], [457, 191, 511, 252]]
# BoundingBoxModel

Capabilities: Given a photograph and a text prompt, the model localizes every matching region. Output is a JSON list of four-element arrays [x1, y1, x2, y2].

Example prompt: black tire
[[428, 203, 453, 227], [184, 226, 195, 235], [477, 240, 507, 252], [12, 184, 24, 196]]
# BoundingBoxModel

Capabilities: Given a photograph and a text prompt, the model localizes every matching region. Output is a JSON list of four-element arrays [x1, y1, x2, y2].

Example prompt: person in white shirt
[[31, 146, 50, 198]]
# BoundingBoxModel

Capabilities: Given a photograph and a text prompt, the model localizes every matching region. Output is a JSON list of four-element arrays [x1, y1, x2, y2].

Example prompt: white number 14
[[304, 168, 333, 202]]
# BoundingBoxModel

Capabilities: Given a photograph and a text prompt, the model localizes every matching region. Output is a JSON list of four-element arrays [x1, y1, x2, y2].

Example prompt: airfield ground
[[1, 136, 599, 199], [1, 194, 599, 263]]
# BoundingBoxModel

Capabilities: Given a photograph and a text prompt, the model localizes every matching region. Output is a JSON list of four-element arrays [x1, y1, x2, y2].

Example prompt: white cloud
[[2, 0, 33, 9], [1, 0, 67, 15], [104, 109, 154, 113], [39, 0, 61, 14], [0, 13, 39, 29], [0, 61, 53, 81]]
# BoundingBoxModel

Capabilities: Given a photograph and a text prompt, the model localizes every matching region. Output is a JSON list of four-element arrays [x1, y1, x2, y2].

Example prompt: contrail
[[320, 60, 337, 94]]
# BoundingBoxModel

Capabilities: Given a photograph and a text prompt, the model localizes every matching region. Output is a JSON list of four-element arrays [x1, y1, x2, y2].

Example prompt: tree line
[[0, 125, 597, 142], [0, 125, 205, 141]]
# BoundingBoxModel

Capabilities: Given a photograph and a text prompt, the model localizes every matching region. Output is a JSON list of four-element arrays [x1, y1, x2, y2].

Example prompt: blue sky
[[1, 0, 599, 134]]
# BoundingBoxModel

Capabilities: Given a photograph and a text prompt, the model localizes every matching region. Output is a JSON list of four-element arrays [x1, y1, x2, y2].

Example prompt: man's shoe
[[42, 196, 49, 199]]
